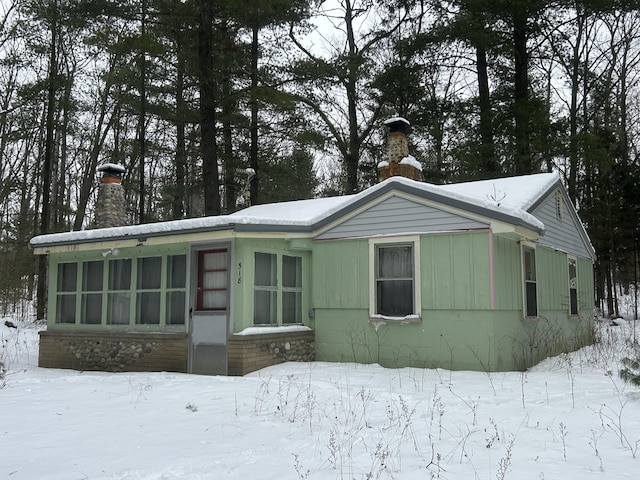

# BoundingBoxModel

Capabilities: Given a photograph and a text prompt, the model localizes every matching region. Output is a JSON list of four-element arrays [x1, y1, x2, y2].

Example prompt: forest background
[[0, 0, 639, 321]]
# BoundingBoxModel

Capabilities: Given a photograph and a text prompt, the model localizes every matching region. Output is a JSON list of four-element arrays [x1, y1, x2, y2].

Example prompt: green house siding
[[422, 232, 491, 310], [493, 235, 523, 311], [312, 239, 369, 309], [312, 231, 594, 372], [314, 308, 527, 371], [312, 231, 511, 370]]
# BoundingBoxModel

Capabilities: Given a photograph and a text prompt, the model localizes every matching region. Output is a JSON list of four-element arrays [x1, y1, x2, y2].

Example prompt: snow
[[383, 117, 410, 126], [234, 325, 312, 336], [30, 173, 558, 248], [399, 155, 423, 171], [439, 172, 559, 211], [97, 163, 126, 173], [2, 317, 640, 479]]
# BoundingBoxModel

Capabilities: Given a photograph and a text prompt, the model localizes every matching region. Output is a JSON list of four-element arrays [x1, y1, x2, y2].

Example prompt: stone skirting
[[39, 331, 188, 372], [227, 330, 315, 376]]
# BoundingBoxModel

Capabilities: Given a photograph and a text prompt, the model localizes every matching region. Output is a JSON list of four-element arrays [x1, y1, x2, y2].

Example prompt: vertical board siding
[[426, 233, 490, 310], [493, 235, 523, 311], [532, 190, 592, 259], [537, 247, 569, 312], [316, 195, 489, 240], [577, 256, 595, 316], [312, 239, 368, 309]]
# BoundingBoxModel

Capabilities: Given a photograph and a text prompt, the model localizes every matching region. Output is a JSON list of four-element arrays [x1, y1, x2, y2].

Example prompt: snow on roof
[[438, 173, 559, 211], [30, 174, 558, 247]]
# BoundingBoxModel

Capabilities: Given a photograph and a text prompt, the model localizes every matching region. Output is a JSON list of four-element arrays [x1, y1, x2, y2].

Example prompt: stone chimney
[[378, 117, 422, 182], [95, 163, 127, 229]]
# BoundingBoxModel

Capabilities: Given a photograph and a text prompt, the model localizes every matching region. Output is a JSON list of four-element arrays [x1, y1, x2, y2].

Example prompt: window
[[81, 261, 103, 325], [555, 191, 563, 221], [254, 252, 277, 325], [283, 255, 302, 324], [136, 256, 161, 324], [52, 253, 187, 328], [197, 249, 228, 311], [166, 255, 187, 325], [56, 263, 77, 324], [369, 238, 420, 319], [523, 246, 538, 317], [375, 244, 415, 316], [253, 253, 304, 326], [107, 258, 131, 325], [568, 257, 578, 316]]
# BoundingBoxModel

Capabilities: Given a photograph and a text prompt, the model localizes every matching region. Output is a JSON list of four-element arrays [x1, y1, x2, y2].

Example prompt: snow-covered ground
[[2, 317, 639, 480]]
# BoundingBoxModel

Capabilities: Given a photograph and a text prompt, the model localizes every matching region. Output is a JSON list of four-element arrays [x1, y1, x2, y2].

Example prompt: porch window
[[56, 262, 77, 324], [107, 258, 132, 325], [52, 252, 187, 328], [136, 256, 161, 324], [523, 246, 538, 317], [283, 255, 302, 324], [254, 252, 277, 325], [166, 254, 187, 324], [81, 260, 103, 324], [568, 257, 578, 316], [375, 244, 415, 316]]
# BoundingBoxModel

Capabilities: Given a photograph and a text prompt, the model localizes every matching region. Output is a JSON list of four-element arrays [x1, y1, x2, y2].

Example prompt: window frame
[[52, 252, 187, 328], [521, 243, 538, 318], [196, 248, 229, 312], [282, 255, 303, 325], [252, 252, 305, 326], [368, 236, 421, 321], [568, 256, 578, 316], [253, 252, 278, 325], [55, 262, 78, 324]]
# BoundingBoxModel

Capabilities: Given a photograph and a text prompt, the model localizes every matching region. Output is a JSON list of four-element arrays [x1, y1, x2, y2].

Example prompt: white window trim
[[521, 241, 538, 319], [368, 236, 421, 322]]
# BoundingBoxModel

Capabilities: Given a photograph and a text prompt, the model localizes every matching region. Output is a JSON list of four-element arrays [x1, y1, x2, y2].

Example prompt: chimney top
[[97, 163, 126, 183], [384, 117, 410, 134], [378, 117, 421, 182]]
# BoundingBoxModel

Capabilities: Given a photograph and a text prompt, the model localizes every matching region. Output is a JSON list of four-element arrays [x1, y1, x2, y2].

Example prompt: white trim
[[521, 243, 538, 318], [368, 235, 421, 320]]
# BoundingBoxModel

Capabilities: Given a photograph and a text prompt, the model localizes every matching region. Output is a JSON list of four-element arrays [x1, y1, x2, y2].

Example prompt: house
[[30, 120, 596, 375]]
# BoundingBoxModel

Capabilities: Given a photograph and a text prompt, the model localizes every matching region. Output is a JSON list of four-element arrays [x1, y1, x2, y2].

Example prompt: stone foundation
[[39, 331, 188, 372], [38, 329, 315, 376], [227, 330, 315, 376]]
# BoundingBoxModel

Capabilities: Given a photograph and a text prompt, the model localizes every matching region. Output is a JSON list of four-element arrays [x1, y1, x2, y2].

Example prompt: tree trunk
[[138, 0, 147, 223], [345, 0, 360, 193], [36, 0, 58, 321], [198, 0, 220, 216], [249, 24, 259, 206], [476, 45, 498, 176], [173, 41, 186, 220], [512, 9, 530, 175]]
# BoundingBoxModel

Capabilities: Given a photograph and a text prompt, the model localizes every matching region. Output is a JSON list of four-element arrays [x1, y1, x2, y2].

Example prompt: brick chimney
[[378, 117, 422, 182], [95, 163, 127, 228]]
